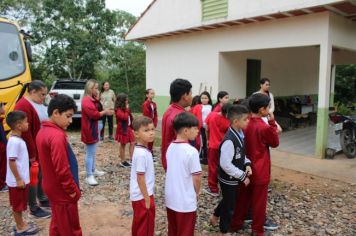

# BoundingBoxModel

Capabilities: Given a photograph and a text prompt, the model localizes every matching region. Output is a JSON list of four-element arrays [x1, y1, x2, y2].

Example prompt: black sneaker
[[120, 161, 131, 168], [39, 200, 50, 208], [30, 206, 51, 219], [0, 185, 9, 192], [264, 219, 278, 230]]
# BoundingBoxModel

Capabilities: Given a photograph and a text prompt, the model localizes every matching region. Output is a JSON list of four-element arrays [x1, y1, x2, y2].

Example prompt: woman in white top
[[100, 81, 116, 141]]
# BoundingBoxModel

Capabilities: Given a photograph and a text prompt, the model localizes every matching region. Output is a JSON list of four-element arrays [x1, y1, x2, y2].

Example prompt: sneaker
[[93, 169, 106, 177], [0, 185, 9, 192], [203, 188, 219, 197], [39, 200, 50, 208], [30, 206, 51, 219], [268, 187, 272, 193], [244, 218, 252, 224], [264, 219, 278, 230], [86, 175, 99, 186], [120, 161, 131, 168]]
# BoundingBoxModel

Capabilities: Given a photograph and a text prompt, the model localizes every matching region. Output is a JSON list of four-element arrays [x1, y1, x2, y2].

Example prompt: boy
[[6, 111, 39, 235], [36, 94, 82, 236], [204, 103, 231, 196], [209, 105, 251, 235], [230, 93, 279, 236], [161, 78, 193, 171], [130, 116, 156, 236], [0, 102, 8, 192], [165, 112, 202, 236]]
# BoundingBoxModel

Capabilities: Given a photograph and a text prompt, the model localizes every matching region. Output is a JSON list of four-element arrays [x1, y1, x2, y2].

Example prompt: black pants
[[200, 127, 208, 160], [213, 181, 238, 233], [101, 115, 114, 137]]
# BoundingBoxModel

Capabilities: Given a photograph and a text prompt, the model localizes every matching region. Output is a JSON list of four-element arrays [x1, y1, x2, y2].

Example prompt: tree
[[335, 64, 356, 106]]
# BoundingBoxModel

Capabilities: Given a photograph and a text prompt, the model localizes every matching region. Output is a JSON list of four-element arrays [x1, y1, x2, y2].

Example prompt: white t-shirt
[[165, 142, 202, 212], [27, 98, 48, 124], [129, 145, 155, 201], [202, 104, 212, 128], [6, 136, 30, 187]]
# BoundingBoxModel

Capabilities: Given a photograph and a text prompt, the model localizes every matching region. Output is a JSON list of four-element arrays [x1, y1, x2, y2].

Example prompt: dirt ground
[[0, 131, 355, 236]]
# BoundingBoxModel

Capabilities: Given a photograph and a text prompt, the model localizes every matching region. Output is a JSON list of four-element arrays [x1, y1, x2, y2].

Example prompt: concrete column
[[315, 41, 332, 158], [330, 64, 336, 106]]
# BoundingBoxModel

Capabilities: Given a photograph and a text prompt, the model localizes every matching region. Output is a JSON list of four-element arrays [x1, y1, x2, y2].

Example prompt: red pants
[[0, 142, 6, 189], [230, 184, 268, 235], [9, 185, 29, 212], [50, 202, 82, 236], [131, 195, 155, 236], [208, 148, 219, 193], [166, 207, 196, 236]]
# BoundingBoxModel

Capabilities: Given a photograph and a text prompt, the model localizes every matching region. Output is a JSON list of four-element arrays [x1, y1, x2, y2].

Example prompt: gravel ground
[[0, 131, 355, 236]]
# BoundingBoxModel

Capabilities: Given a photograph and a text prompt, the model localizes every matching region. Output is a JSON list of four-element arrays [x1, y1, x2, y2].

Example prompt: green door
[[246, 59, 261, 97]]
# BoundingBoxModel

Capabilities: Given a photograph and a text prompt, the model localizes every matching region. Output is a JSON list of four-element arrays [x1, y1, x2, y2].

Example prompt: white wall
[[126, 0, 342, 40], [219, 47, 321, 99], [329, 12, 356, 51], [146, 12, 329, 98]]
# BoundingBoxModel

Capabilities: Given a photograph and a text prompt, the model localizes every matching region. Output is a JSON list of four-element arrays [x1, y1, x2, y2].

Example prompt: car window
[[53, 81, 86, 90]]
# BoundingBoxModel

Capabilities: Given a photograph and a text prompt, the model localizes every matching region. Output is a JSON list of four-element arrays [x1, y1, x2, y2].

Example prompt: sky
[[105, 0, 152, 16]]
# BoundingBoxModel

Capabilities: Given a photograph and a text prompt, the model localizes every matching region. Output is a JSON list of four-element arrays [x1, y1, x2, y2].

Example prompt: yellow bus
[[0, 18, 32, 131]]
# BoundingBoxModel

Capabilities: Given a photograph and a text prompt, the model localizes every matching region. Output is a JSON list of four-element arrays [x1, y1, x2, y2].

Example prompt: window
[[202, 0, 228, 21]]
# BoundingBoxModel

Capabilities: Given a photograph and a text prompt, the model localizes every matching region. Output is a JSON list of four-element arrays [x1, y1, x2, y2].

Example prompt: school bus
[[0, 18, 32, 131]]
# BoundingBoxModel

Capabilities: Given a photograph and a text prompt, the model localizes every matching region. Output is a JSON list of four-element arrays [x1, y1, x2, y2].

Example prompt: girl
[[82, 79, 113, 186], [213, 91, 229, 112], [142, 89, 158, 154], [191, 92, 213, 164], [100, 81, 116, 141], [115, 93, 135, 168]]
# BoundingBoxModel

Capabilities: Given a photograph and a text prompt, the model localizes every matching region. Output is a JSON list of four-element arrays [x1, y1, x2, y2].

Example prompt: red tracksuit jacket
[[115, 108, 133, 135], [14, 97, 41, 160], [205, 112, 230, 150], [190, 104, 203, 129], [142, 100, 158, 127], [161, 103, 185, 170], [244, 117, 279, 185], [81, 96, 101, 144], [36, 121, 80, 204]]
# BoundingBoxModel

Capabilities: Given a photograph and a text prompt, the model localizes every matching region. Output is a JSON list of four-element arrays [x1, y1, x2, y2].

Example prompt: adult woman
[[100, 81, 116, 141], [82, 79, 114, 186], [14, 80, 51, 218]]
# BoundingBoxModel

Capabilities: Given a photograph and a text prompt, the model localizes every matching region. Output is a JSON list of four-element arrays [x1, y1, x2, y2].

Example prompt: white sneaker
[[93, 169, 106, 177], [86, 175, 98, 186]]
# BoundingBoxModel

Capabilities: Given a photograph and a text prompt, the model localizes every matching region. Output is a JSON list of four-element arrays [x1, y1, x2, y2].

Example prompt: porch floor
[[277, 123, 341, 156]]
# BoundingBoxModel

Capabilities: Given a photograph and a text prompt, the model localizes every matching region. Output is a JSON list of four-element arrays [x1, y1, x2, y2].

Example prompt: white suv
[[46, 80, 86, 118]]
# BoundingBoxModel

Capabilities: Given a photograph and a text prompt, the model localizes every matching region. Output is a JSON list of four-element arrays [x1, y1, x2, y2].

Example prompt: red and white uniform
[[81, 96, 101, 144], [115, 108, 134, 144]]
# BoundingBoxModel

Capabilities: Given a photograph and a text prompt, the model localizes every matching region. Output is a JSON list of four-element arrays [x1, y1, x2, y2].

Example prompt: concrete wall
[[219, 46, 321, 99], [126, 0, 342, 40], [329, 12, 356, 51]]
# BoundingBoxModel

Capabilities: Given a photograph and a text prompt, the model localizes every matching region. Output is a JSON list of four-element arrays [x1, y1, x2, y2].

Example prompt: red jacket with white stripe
[[81, 96, 101, 144]]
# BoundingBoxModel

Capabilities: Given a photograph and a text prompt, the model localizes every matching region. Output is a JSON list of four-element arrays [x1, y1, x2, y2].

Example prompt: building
[[126, 0, 356, 158]]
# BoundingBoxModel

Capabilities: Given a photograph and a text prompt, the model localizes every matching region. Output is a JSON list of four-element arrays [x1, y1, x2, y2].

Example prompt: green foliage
[[335, 65, 356, 106]]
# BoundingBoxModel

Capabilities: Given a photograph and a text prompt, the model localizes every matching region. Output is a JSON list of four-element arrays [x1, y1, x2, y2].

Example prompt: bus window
[[0, 22, 25, 81]]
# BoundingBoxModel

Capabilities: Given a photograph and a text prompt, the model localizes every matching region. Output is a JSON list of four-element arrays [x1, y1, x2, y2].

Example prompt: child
[[142, 89, 158, 155], [209, 105, 251, 235], [230, 93, 279, 236], [212, 91, 229, 112], [130, 116, 156, 236], [204, 103, 231, 196], [190, 91, 213, 164], [161, 78, 192, 171], [115, 93, 135, 168], [0, 102, 8, 192], [165, 112, 202, 235], [6, 111, 39, 235], [36, 94, 82, 236]]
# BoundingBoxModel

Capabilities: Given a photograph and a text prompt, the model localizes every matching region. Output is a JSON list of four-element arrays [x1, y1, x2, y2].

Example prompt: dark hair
[[170, 78, 192, 103], [6, 110, 27, 129], [260, 78, 270, 85], [221, 103, 232, 116], [48, 94, 77, 116], [132, 116, 153, 131], [249, 93, 271, 114], [115, 93, 128, 111], [200, 91, 213, 105], [214, 91, 229, 108], [227, 104, 249, 122], [240, 98, 250, 112], [173, 112, 199, 132], [101, 81, 109, 93], [28, 80, 46, 93], [191, 95, 201, 107], [145, 88, 153, 101]]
